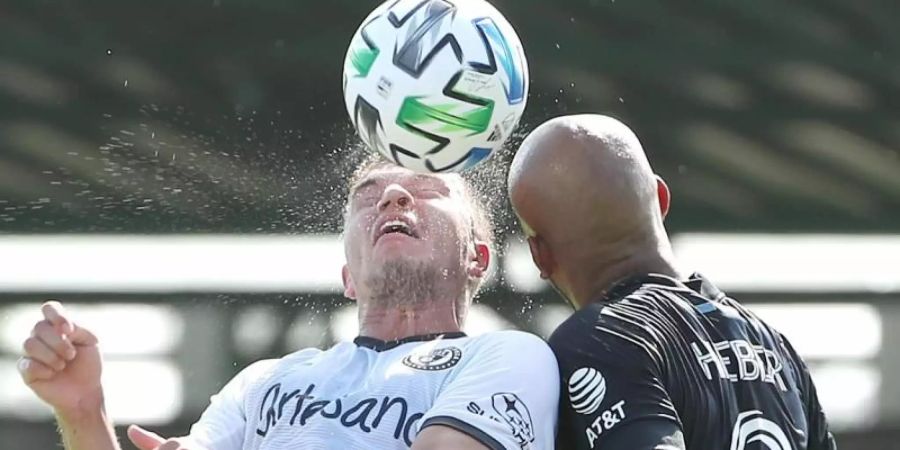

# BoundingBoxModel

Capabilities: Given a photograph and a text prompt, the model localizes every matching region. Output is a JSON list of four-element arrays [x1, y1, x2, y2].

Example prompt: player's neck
[[569, 240, 685, 307], [357, 300, 464, 341]]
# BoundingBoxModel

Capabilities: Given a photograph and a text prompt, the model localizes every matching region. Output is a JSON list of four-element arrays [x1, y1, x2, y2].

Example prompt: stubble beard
[[364, 257, 449, 309]]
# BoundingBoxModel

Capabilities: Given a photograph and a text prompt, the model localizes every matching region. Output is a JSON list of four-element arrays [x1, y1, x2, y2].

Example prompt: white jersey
[[188, 331, 559, 450]]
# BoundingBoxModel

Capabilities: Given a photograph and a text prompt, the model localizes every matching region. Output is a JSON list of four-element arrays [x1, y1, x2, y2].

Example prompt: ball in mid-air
[[342, 0, 529, 173]]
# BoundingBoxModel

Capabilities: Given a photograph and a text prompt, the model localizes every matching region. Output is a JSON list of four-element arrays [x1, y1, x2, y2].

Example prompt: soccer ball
[[342, 0, 529, 173]]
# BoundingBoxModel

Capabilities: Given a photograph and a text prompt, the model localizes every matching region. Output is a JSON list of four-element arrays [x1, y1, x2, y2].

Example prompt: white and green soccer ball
[[342, 0, 529, 173]]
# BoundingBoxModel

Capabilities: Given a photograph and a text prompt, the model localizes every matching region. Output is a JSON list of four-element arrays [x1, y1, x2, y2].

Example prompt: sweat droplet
[[106, 49, 113, 55]]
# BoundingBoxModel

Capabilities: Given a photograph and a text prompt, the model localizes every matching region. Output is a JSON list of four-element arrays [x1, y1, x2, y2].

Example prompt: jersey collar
[[600, 272, 725, 302], [683, 272, 727, 301], [354, 332, 467, 352]]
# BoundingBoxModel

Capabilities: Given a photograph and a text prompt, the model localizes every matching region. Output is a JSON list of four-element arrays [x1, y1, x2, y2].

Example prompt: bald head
[[507, 114, 676, 305], [509, 114, 664, 244]]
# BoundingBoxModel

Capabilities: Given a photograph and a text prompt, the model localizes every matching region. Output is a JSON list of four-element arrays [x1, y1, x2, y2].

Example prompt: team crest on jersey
[[402, 346, 462, 371]]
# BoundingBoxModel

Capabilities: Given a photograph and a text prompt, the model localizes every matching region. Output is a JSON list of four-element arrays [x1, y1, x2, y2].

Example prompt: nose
[[378, 184, 414, 211]]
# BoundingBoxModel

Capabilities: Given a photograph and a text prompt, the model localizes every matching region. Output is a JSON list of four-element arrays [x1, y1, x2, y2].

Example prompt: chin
[[373, 236, 428, 259], [374, 249, 428, 267]]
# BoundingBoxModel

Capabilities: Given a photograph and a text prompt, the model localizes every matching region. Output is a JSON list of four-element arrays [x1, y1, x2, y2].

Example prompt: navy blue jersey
[[549, 273, 836, 450]]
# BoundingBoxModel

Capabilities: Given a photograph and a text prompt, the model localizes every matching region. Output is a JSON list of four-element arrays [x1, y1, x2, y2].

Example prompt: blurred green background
[[0, 0, 898, 448]]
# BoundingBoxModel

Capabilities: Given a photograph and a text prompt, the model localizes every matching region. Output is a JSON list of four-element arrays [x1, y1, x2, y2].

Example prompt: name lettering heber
[[255, 383, 424, 446], [690, 339, 787, 391]]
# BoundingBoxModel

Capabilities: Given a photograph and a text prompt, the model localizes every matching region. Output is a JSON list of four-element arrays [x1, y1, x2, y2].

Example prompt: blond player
[[20, 161, 559, 450]]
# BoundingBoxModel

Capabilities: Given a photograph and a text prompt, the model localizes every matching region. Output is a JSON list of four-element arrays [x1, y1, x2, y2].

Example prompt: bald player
[[508, 114, 836, 450]]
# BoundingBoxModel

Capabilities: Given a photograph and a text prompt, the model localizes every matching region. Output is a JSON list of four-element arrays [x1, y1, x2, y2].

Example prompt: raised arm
[[19, 301, 119, 450]]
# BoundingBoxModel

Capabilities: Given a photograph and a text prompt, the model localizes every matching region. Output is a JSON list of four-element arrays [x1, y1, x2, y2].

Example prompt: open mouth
[[375, 219, 419, 242]]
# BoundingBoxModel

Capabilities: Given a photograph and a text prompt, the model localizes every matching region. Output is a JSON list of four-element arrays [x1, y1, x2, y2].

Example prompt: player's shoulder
[[222, 358, 281, 397], [550, 274, 697, 345], [462, 330, 556, 367], [548, 284, 670, 365], [547, 303, 603, 348], [215, 347, 331, 406], [282, 345, 327, 361], [466, 329, 551, 351], [249, 347, 326, 377], [243, 358, 280, 375]]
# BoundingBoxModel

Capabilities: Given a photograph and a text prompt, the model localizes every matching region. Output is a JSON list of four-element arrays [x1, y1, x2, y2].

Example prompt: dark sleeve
[[781, 336, 837, 450], [549, 307, 685, 450]]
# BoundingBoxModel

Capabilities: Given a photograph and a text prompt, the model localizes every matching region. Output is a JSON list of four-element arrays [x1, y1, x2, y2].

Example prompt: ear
[[341, 265, 357, 301], [656, 176, 671, 219], [466, 241, 491, 279], [527, 235, 555, 280]]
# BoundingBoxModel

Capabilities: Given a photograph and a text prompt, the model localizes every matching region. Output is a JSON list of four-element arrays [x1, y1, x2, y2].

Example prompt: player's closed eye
[[351, 195, 379, 212], [416, 188, 446, 198]]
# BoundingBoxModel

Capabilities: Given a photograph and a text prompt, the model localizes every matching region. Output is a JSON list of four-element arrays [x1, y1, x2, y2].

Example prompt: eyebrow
[[412, 174, 444, 185], [350, 177, 380, 196], [350, 173, 451, 198]]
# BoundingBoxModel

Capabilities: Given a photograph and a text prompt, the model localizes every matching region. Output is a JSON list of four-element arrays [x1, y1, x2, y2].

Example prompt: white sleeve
[[418, 331, 560, 450], [188, 359, 277, 450]]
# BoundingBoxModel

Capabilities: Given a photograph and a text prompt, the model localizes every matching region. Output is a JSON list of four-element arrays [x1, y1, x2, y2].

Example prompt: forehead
[[350, 167, 461, 194]]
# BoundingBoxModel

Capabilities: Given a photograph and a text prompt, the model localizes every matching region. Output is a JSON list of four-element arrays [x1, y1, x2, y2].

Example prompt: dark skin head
[[507, 114, 685, 308]]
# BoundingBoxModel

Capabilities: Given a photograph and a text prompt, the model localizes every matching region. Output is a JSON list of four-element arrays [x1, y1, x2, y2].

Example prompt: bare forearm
[[56, 400, 121, 450]]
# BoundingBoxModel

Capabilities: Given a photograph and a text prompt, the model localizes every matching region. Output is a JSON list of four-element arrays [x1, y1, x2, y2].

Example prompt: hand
[[128, 425, 207, 450], [18, 301, 103, 416]]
